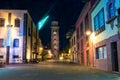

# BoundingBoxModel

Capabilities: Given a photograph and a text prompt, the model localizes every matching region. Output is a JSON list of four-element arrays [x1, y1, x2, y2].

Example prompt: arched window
[[109, 3, 114, 18], [15, 18, 20, 27]]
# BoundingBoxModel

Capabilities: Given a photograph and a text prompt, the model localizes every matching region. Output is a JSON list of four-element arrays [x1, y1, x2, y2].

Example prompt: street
[[0, 62, 120, 80]]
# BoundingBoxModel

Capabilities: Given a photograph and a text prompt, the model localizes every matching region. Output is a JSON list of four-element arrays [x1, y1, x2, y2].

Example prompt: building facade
[[75, 0, 95, 66], [51, 21, 59, 59], [0, 10, 40, 64], [69, 31, 77, 63], [91, 0, 120, 72]]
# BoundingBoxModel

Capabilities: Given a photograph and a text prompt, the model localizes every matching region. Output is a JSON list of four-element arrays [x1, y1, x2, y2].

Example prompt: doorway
[[86, 50, 90, 66], [111, 42, 119, 72], [81, 52, 84, 65]]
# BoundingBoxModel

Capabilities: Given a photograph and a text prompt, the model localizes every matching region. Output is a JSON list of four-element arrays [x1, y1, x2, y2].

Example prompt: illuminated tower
[[51, 21, 59, 59]]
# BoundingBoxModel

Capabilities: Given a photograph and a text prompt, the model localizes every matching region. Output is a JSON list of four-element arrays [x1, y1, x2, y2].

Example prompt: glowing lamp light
[[38, 15, 49, 30], [86, 31, 91, 36], [59, 56, 63, 60]]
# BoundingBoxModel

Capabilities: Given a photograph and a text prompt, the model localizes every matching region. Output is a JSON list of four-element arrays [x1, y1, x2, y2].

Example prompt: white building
[[0, 10, 40, 64], [69, 31, 77, 63], [91, 0, 120, 72]]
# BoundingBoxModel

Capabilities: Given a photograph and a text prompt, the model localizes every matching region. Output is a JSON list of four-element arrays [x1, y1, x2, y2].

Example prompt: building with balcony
[[91, 0, 120, 72], [0, 10, 40, 64]]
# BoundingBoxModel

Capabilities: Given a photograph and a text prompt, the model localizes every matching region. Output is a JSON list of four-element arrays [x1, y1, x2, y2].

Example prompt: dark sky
[[0, 0, 85, 50]]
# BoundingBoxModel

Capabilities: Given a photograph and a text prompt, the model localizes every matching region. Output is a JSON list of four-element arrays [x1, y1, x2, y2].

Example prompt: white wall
[[91, 0, 118, 44], [0, 10, 27, 63]]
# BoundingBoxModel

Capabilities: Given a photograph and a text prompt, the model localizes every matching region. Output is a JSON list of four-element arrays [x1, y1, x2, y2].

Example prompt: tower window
[[0, 55, 3, 58]]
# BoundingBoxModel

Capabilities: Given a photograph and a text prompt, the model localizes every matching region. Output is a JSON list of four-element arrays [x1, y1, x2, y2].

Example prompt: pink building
[[75, 0, 96, 67]]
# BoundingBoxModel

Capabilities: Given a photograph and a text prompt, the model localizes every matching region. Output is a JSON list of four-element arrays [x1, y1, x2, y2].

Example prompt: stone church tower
[[51, 21, 59, 59]]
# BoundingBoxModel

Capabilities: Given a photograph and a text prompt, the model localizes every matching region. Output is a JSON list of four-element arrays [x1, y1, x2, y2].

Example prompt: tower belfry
[[51, 21, 59, 59]]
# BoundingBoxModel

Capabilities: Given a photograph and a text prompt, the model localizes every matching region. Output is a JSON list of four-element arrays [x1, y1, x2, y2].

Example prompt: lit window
[[96, 46, 107, 59], [0, 39, 4, 47], [13, 39, 19, 47], [0, 18, 5, 27], [15, 18, 20, 27]]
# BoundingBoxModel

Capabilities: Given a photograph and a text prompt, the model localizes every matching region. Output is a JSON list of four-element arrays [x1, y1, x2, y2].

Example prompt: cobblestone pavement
[[0, 62, 120, 80]]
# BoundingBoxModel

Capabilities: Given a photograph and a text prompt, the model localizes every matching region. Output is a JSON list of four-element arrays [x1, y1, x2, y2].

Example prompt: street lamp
[[86, 30, 91, 36]]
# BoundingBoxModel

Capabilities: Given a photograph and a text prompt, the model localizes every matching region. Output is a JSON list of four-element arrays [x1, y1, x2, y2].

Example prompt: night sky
[[0, 0, 85, 50]]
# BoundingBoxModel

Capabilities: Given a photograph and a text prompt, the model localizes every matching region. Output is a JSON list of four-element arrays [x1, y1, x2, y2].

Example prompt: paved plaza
[[0, 62, 120, 80]]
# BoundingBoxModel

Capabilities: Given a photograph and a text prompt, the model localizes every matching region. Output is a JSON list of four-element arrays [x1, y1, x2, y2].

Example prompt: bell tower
[[51, 21, 59, 59]]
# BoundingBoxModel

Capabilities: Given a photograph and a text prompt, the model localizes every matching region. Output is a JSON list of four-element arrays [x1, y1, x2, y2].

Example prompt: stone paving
[[0, 61, 120, 80]]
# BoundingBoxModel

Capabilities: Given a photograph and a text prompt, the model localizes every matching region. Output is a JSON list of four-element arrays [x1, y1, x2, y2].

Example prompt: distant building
[[69, 31, 77, 63], [51, 21, 59, 59], [0, 10, 41, 64]]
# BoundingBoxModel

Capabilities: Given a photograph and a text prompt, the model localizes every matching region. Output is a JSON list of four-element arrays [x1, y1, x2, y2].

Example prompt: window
[[85, 14, 89, 31], [118, 8, 120, 23], [99, 10, 104, 28], [96, 46, 107, 59], [28, 27, 31, 36], [80, 22, 83, 36], [81, 52, 84, 64], [13, 55, 19, 58], [0, 39, 4, 47], [81, 39, 83, 50], [94, 16, 99, 31], [94, 8, 105, 35], [13, 39, 19, 47], [109, 3, 114, 19], [0, 18, 5, 27], [54, 43, 57, 46], [15, 18, 20, 27], [77, 28, 79, 39], [53, 34, 57, 36], [77, 42, 80, 50]]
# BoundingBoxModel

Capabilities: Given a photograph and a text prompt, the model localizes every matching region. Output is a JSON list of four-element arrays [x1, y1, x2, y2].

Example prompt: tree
[[66, 29, 74, 39]]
